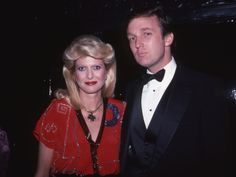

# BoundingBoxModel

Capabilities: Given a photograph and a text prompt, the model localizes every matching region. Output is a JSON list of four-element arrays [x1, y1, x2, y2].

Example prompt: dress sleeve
[[33, 99, 60, 149]]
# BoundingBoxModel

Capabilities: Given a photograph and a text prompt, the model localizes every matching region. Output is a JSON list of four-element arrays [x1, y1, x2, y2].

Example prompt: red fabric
[[33, 98, 125, 176]]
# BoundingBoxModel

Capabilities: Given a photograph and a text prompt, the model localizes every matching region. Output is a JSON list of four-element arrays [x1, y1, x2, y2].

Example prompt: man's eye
[[128, 36, 135, 42], [144, 32, 152, 37]]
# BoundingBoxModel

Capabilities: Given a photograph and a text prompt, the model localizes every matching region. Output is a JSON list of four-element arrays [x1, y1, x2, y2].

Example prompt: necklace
[[81, 101, 103, 121]]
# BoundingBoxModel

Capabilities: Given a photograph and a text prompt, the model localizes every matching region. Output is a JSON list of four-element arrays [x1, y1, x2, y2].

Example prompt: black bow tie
[[142, 69, 165, 85]]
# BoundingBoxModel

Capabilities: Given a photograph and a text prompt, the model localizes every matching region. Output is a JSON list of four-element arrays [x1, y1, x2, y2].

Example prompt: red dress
[[33, 98, 125, 176]]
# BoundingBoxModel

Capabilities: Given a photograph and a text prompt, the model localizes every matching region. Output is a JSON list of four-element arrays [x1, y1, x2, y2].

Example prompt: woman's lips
[[85, 81, 97, 85]]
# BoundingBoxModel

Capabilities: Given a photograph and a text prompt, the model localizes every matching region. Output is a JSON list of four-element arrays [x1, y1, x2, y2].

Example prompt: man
[[120, 5, 227, 177]]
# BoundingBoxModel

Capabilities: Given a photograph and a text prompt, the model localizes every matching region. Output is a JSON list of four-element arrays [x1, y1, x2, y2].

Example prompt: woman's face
[[75, 56, 107, 95]]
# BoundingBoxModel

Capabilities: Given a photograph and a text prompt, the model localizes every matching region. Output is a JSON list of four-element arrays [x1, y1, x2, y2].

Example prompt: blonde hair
[[55, 34, 116, 109]]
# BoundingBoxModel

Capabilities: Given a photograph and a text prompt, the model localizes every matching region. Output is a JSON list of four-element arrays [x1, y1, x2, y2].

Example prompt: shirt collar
[[146, 57, 177, 79]]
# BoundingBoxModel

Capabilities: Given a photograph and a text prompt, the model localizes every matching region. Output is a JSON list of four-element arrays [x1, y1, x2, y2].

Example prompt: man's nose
[[135, 38, 143, 48]]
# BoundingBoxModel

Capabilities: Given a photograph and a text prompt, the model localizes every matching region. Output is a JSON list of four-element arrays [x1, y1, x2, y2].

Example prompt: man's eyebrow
[[127, 27, 153, 35]]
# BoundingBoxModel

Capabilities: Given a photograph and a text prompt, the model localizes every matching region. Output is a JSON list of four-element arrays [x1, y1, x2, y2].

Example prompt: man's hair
[[127, 5, 173, 36]]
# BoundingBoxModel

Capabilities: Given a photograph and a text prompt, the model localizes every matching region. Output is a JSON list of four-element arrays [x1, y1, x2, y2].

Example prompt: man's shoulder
[[177, 65, 222, 85]]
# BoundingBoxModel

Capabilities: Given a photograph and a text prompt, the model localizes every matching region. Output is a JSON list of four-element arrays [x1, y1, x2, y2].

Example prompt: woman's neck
[[79, 92, 103, 109]]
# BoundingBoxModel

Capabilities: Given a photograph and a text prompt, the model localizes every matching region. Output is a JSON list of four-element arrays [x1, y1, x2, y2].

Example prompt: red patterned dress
[[33, 98, 126, 176]]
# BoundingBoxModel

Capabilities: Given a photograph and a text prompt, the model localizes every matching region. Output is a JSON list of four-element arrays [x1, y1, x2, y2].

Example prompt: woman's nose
[[87, 68, 93, 79]]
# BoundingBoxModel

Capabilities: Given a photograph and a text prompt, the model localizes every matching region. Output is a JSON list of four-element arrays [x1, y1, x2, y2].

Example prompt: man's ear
[[165, 32, 174, 47]]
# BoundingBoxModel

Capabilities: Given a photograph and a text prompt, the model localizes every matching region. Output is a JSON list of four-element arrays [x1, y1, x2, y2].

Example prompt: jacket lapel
[[149, 67, 193, 165], [128, 81, 145, 129]]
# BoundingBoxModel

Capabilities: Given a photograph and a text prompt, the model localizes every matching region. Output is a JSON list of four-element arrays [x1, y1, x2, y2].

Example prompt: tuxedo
[[120, 64, 227, 177]]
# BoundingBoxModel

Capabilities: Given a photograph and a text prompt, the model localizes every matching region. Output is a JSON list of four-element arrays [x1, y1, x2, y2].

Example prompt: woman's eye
[[93, 65, 101, 70], [77, 66, 86, 71]]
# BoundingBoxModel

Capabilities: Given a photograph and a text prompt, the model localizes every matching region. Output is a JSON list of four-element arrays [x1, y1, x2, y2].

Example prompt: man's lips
[[136, 51, 147, 57]]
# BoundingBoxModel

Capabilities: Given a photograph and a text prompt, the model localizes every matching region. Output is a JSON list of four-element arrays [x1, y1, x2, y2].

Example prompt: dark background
[[1, 0, 235, 176]]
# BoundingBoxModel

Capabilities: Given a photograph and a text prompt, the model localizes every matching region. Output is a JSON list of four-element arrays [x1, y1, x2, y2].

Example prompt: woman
[[33, 35, 126, 177]]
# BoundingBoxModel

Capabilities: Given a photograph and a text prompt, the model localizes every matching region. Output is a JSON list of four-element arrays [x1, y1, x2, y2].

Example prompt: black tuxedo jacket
[[120, 65, 228, 177]]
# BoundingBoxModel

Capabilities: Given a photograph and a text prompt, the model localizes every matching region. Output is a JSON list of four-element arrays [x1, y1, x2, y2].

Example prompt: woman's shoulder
[[107, 98, 126, 117], [105, 98, 126, 126], [44, 98, 72, 115], [49, 98, 71, 107], [107, 97, 126, 107]]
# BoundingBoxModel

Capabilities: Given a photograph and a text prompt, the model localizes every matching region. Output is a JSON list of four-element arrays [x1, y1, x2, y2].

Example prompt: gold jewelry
[[81, 101, 103, 121]]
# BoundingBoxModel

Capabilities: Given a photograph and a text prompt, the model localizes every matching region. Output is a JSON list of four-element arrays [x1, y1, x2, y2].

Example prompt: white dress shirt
[[141, 58, 177, 128]]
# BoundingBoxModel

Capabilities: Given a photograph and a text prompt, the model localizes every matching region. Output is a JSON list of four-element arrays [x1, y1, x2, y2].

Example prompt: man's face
[[127, 15, 173, 72]]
